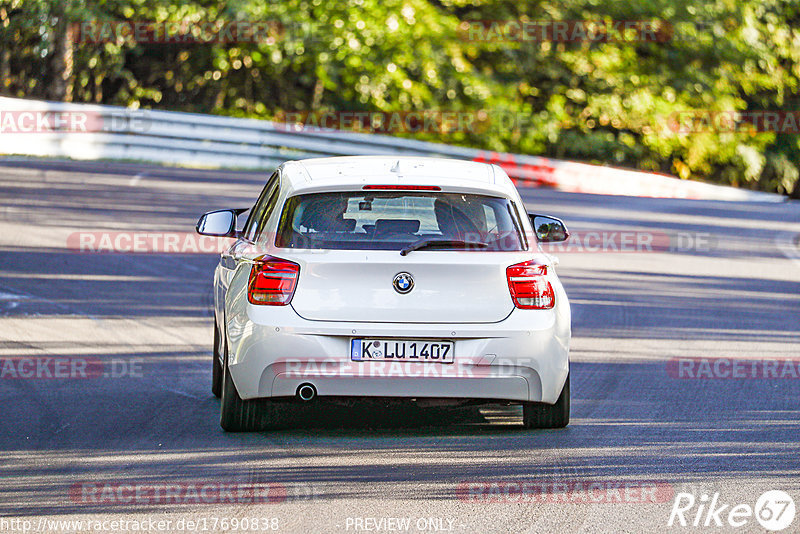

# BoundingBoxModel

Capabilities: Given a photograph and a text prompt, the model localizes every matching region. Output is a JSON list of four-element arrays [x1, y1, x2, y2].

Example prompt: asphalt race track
[[1, 159, 799, 533]]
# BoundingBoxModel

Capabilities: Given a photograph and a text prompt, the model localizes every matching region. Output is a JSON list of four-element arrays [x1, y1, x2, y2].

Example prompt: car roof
[[279, 156, 516, 196]]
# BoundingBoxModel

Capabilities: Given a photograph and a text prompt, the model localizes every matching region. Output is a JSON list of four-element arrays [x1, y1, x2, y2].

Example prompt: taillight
[[247, 255, 300, 305], [362, 185, 441, 191], [506, 260, 555, 309]]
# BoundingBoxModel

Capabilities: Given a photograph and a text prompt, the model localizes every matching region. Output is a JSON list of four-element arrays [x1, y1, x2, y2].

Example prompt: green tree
[[3, 0, 799, 195]]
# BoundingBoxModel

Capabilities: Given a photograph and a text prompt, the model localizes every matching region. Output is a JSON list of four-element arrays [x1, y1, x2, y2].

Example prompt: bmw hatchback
[[196, 156, 571, 431]]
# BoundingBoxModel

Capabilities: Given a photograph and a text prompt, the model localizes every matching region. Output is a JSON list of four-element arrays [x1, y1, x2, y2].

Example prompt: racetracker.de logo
[[70, 482, 288, 504], [537, 231, 715, 254], [0, 110, 150, 134], [67, 232, 235, 254], [274, 110, 491, 135], [271, 356, 501, 379], [458, 20, 672, 43], [0, 357, 142, 379], [70, 20, 286, 44], [667, 110, 800, 134], [667, 358, 800, 379], [457, 480, 674, 503]]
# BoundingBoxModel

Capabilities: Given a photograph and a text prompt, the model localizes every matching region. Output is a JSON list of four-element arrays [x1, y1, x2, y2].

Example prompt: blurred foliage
[[2, 0, 800, 195]]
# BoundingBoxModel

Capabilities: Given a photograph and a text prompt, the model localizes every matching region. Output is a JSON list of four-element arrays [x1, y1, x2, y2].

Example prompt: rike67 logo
[[668, 490, 796, 531]]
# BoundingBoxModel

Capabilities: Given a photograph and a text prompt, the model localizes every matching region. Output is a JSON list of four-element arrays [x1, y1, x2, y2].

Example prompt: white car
[[197, 156, 571, 431]]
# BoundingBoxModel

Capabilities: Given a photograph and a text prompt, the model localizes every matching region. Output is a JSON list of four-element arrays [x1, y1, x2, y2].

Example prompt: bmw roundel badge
[[393, 272, 414, 294]]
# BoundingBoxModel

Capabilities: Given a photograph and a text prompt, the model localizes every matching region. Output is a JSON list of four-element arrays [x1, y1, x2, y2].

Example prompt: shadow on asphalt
[[2, 358, 800, 516]]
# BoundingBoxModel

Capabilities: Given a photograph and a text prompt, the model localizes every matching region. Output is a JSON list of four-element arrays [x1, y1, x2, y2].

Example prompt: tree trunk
[[0, 7, 10, 94], [311, 77, 324, 110], [47, 3, 73, 102]]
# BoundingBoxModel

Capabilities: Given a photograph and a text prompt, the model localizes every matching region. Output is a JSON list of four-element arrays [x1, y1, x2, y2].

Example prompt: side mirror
[[196, 209, 238, 237], [528, 214, 570, 243]]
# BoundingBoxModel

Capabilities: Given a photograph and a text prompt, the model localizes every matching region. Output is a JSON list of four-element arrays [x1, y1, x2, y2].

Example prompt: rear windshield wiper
[[400, 239, 488, 256]]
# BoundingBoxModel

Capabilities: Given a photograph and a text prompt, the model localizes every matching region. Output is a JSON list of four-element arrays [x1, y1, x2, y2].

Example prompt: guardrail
[[0, 96, 780, 201]]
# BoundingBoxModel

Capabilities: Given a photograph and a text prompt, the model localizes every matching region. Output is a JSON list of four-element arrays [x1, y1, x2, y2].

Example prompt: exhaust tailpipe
[[297, 383, 316, 402]]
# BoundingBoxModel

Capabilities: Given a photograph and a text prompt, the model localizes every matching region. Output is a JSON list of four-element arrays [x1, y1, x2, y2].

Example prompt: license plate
[[351, 339, 454, 363]]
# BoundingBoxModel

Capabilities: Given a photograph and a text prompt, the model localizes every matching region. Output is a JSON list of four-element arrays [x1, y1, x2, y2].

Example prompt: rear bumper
[[273, 375, 533, 402], [226, 305, 570, 404]]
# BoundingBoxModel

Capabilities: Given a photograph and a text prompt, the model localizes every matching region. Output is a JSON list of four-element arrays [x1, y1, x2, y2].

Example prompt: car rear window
[[273, 191, 526, 251]]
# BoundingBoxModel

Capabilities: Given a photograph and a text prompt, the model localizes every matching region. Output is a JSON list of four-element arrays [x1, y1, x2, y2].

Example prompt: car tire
[[523, 374, 570, 429], [211, 318, 222, 398], [219, 335, 283, 432]]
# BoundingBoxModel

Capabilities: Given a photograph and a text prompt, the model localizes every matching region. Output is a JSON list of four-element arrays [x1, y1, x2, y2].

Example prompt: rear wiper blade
[[400, 239, 488, 256]]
